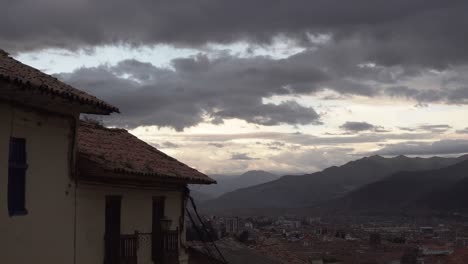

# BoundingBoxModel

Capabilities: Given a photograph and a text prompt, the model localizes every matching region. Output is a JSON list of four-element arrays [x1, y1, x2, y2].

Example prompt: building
[[455, 229, 468, 247], [277, 219, 301, 229], [244, 222, 254, 230], [0, 49, 215, 264], [76, 121, 215, 264], [419, 244, 454, 256], [226, 217, 239, 234]]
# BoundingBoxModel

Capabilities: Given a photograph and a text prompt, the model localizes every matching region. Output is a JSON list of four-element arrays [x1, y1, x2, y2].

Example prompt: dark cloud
[[340, 121, 375, 132], [456, 128, 468, 134], [398, 124, 452, 133], [418, 125, 452, 133], [254, 141, 288, 151], [160, 141, 180, 148], [385, 86, 421, 99], [59, 49, 457, 130], [385, 86, 468, 105], [208, 143, 225, 148], [214, 101, 321, 127], [373, 139, 468, 156], [266, 141, 287, 150], [1, 1, 467, 69], [230, 153, 258, 161], [398, 127, 417, 132], [339, 121, 387, 133], [0, 0, 465, 77], [152, 141, 180, 149], [58, 54, 332, 130]]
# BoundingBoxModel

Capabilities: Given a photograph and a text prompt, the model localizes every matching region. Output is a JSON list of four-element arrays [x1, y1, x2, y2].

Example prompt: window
[[8, 137, 28, 216]]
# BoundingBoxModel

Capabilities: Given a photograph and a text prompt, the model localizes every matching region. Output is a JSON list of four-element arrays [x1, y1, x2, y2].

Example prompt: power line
[[187, 194, 229, 264], [186, 208, 223, 264]]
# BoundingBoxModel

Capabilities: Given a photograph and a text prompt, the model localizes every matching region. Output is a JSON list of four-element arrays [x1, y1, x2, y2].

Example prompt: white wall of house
[[0, 102, 77, 264], [76, 184, 188, 264]]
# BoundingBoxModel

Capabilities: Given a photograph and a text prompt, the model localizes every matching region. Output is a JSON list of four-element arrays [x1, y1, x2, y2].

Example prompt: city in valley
[[188, 214, 468, 264]]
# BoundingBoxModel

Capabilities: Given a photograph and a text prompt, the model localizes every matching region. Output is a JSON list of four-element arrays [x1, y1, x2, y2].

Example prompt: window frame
[[8, 137, 28, 216]]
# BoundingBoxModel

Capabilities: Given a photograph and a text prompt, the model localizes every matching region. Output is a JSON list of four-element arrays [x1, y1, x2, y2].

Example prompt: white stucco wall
[[0, 102, 77, 264], [76, 185, 188, 264]]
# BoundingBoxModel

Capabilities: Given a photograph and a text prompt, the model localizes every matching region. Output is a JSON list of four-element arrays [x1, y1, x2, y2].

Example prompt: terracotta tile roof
[[77, 121, 215, 185], [445, 247, 468, 264], [0, 49, 119, 114]]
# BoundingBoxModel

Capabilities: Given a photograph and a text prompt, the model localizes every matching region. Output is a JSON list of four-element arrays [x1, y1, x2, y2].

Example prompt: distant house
[[226, 217, 239, 234], [419, 244, 454, 256], [0, 49, 215, 264], [302, 234, 313, 247]]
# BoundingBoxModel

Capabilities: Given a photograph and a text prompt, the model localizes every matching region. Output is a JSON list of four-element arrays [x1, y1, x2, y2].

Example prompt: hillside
[[328, 159, 468, 214], [204, 155, 468, 211], [190, 190, 215, 202], [417, 169, 468, 212]]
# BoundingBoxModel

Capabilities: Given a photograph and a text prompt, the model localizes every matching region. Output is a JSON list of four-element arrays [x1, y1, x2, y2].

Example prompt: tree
[[238, 231, 250, 243], [369, 233, 382, 247], [401, 247, 419, 264]]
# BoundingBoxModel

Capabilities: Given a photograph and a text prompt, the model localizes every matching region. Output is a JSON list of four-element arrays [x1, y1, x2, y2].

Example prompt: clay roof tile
[[77, 121, 215, 185]]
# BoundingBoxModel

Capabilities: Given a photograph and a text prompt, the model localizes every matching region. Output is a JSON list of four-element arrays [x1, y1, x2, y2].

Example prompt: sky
[[2, 0, 468, 175]]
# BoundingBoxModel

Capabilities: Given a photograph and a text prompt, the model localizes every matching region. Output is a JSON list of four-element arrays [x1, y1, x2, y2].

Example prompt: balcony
[[104, 230, 180, 264]]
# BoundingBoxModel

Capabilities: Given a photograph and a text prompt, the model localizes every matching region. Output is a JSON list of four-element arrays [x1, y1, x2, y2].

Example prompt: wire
[[183, 187, 217, 261], [186, 208, 220, 264], [188, 195, 229, 264]]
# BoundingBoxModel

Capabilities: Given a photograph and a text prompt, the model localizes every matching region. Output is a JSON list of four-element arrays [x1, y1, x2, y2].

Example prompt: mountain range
[[325, 159, 468, 214], [203, 155, 468, 213], [190, 170, 279, 198]]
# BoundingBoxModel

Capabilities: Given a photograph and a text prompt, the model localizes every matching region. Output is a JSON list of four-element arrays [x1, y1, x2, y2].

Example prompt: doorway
[[105, 196, 121, 264]]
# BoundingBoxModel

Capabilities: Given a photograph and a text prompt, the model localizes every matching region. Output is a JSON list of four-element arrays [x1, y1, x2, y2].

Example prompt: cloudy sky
[[3, 0, 468, 174]]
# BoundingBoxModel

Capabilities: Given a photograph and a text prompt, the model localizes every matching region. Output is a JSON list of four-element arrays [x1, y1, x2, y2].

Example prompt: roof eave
[[0, 68, 119, 115], [77, 172, 215, 187], [117, 173, 217, 185], [112, 168, 216, 185], [76, 164, 216, 187], [82, 107, 120, 115]]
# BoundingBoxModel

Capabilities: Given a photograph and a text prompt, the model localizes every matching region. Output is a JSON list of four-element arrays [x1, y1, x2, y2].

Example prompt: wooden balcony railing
[[104, 234, 138, 264], [162, 229, 179, 263], [105, 230, 179, 264], [163, 230, 179, 252], [120, 234, 139, 264]]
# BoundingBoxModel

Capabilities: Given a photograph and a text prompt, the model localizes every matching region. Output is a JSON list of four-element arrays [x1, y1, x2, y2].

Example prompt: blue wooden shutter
[[8, 137, 28, 216]]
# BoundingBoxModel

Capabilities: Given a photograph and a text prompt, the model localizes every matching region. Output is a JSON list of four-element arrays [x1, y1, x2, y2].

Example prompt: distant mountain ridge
[[190, 170, 279, 198], [204, 155, 468, 211], [190, 190, 215, 202], [325, 159, 468, 214]]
